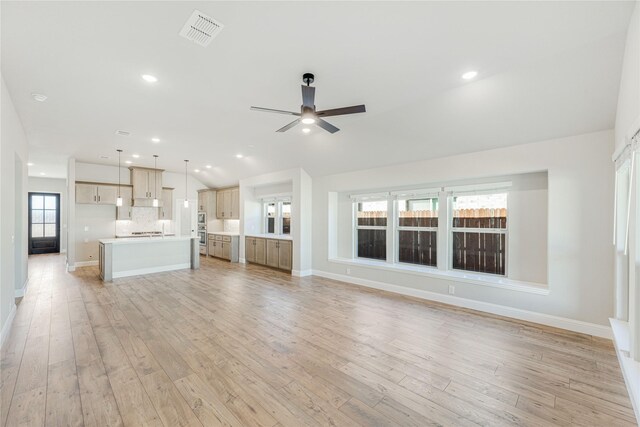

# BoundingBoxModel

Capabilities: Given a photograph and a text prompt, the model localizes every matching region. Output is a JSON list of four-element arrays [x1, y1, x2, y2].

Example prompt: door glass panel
[[45, 196, 57, 209], [266, 202, 276, 234], [32, 224, 43, 237], [44, 224, 56, 237], [32, 210, 43, 224], [45, 210, 56, 223], [32, 195, 44, 209]]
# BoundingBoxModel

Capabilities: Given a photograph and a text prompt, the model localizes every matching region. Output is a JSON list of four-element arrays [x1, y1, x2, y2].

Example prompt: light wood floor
[[1, 254, 636, 426]]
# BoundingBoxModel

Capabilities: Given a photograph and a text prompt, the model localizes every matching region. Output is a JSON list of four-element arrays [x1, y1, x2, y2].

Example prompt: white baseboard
[[75, 260, 98, 268], [293, 269, 313, 277], [313, 269, 612, 339], [239, 257, 246, 264], [610, 319, 640, 424], [1, 303, 17, 349], [67, 264, 76, 272], [112, 263, 190, 279], [60, 249, 67, 254], [14, 277, 28, 298]]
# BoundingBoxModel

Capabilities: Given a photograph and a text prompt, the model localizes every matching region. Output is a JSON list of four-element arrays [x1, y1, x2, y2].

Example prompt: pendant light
[[152, 155, 159, 207], [183, 159, 189, 208], [116, 149, 123, 207]]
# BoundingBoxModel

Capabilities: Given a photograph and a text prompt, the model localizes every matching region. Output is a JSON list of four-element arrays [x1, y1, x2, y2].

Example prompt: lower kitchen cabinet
[[245, 237, 292, 272], [208, 234, 239, 262]]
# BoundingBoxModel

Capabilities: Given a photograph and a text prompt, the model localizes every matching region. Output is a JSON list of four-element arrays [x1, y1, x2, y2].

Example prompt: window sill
[[328, 257, 549, 295]]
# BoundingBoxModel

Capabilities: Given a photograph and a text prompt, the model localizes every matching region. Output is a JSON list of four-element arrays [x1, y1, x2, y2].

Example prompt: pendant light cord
[[117, 149, 122, 197]]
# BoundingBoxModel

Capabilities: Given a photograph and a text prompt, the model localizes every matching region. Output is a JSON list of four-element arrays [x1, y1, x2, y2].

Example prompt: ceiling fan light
[[301, 117, 315, 125]]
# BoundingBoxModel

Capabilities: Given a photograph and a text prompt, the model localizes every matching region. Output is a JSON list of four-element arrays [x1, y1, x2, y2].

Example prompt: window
[[262, 198, 291, 235], [31, 194, 58, 238], [356, 200, 387, 260], [451, 193, 507, 275], [397, 197, 438, 267]]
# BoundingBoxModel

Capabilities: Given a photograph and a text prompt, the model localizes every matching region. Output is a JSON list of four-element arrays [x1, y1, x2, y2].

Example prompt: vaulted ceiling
[[2, 1, 635, 186]]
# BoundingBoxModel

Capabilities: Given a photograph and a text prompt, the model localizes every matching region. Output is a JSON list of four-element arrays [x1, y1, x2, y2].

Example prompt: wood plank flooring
[[1, 253, 635, 426]]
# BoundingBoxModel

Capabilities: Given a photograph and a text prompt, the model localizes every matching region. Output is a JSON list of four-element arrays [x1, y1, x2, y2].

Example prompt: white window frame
[[350, 184, 512, 278], [447, 189, 509, 277], [262, 195, 292, 235], [352, 195, 390, 261], [394, 194, 439, 269]]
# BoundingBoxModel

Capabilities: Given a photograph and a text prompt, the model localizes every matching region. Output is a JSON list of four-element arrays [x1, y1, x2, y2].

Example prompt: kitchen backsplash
[[224, 219, 240, 233], [115, 207, 174, 235]]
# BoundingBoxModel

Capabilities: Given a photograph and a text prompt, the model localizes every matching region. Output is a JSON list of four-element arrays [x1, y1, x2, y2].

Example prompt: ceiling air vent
[[179, 10, 224, 47], [115, 130, 130, 137]]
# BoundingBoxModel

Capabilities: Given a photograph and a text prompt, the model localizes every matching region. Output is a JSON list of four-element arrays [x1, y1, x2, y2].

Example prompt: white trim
[[292, 269, 312, 277], [60, 249, 67, 254], [312, 269, 611, 338], [112, 263, 190, 279], [350, 192, 389, 201], [1, 304, 17, 349], [239, 257, 246, 264], [75, 260, 98, 268], [14, 277, 29, 298], [444, 181, 512, 194], [390, 188, 440, 198], [328, 257, 548, 294], [610, 318, 640, 423], [66, 263, 76, 272]]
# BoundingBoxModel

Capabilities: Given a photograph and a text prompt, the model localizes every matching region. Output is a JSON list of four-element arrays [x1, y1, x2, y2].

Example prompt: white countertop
[[245, 233, 293, 241], [100, 236, 197, 245], [115, 234, 175, 238], [207, 231, 240, 236]]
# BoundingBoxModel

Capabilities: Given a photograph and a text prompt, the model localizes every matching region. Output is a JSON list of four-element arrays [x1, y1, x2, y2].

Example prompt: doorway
[[28, 192, 60, 254]]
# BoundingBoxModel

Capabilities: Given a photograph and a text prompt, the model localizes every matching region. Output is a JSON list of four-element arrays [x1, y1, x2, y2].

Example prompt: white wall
[[240, 168, 312, 275], [1, 75, 29, 338], [313, 130, 614, 328], [615, 1, 640, 150], [28, 177, 68, 253]]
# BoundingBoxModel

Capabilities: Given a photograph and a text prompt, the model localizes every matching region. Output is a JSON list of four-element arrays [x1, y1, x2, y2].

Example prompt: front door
[[28, 192, 60, 254]]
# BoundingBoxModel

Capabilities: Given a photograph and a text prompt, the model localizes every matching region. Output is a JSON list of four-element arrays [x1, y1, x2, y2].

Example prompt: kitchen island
[[99, 236, 199, 281]]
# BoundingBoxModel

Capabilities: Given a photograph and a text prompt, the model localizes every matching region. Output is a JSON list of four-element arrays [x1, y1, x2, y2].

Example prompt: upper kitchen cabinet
[[197, 189, 217, 218], [216, 187, 239, 219], [76, 182, 119, 205], [130, 167, 163, 204]]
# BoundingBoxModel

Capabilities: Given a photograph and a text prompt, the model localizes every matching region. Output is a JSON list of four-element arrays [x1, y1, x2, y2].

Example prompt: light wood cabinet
[[245, 237, 291, 271], [277, 240, 293, 270], [216, 187, 239, 219], [160, 188, 173, 220], [209, 234, 239, 262], [116, 186, 133, 220], [130, 167, 163, 201], [197, 190, 217, 218], [76, 183, 120, 205]]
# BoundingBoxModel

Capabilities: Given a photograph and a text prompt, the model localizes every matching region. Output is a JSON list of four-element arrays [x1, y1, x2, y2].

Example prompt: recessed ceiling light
[[302, 128, 311, 134], [99, 155, 109, 159], [235, 154, 243, 159], [27, 162, 34, 166], [125, 160, 133, 164], [462, 70, 478, 80], [194, 169, 200, 173], [248, 144, 255, 148], [141, 74, 158, 83], [40, 172, 46, 176], [132, 154, 140, 158], [151, 137, 160, 143], [206, 165, 212, 169], [31, 93, 48, 102]]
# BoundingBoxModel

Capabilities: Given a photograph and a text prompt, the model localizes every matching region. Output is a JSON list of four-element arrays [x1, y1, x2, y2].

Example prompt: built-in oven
[[197, 212, 206, 225], [198, 231, 206, 245]]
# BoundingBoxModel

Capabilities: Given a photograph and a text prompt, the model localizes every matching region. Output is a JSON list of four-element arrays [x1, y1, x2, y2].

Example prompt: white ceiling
[[2, 1, 635, 187]]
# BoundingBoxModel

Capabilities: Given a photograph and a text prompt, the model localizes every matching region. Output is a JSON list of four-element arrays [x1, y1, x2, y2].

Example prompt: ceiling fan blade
[[316, 118, 340, 134], [276, 119, 301, 133], [316, 104, 366, 117], [301, 85, 316, 108], [250, 106, 300, 116]]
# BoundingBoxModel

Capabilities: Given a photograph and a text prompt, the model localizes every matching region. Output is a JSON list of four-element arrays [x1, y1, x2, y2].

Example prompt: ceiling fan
[[250, 73, 366, 134]]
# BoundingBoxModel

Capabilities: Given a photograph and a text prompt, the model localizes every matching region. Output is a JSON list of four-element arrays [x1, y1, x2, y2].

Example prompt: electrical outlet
[[346, 268, 351, 275], [448, 285, 455, 295]]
